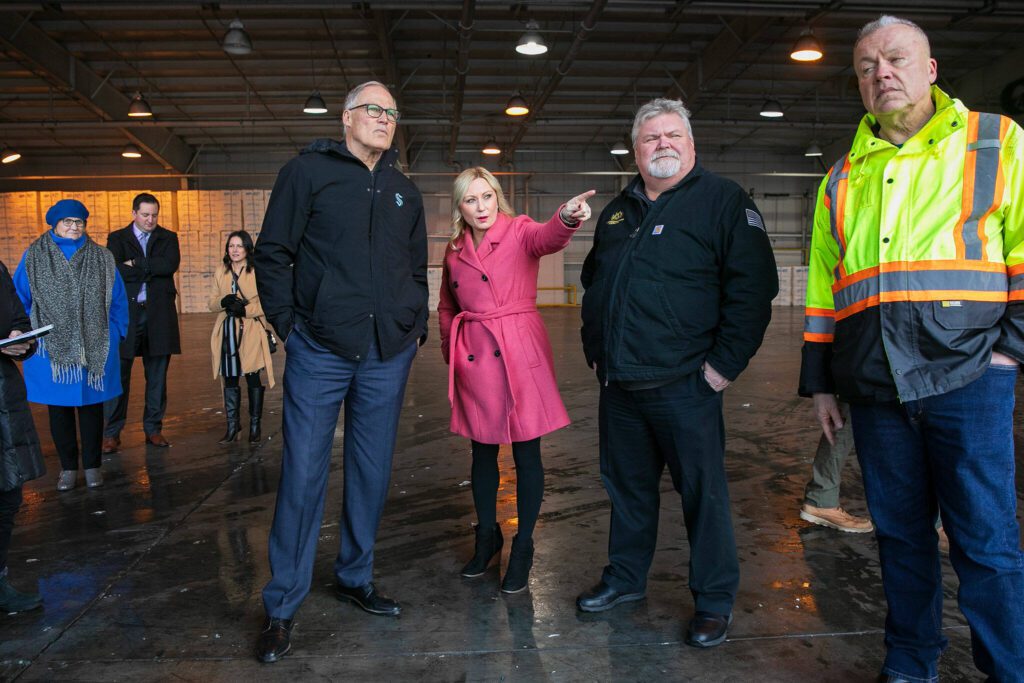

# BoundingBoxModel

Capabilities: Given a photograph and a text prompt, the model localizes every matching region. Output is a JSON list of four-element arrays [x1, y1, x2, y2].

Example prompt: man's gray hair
[[343, 80, 391, 112], [856, 15, 931, 54], [631, 99, 693, 146]]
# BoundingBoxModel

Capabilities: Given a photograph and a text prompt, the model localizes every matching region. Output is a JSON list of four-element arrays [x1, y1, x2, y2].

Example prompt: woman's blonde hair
[[449, 166, 515, 246]]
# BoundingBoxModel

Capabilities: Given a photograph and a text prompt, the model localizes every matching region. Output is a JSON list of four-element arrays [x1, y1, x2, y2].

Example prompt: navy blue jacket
[[255, 140, 428, 361]]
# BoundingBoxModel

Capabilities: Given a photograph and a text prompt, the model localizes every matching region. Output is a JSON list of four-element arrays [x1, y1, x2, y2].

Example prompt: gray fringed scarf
[[24, 231, 114, 391]]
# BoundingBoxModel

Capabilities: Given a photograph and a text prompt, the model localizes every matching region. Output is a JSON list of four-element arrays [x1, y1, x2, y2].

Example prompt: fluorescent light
[[516, 21, 547, 56], [791, 31, 824, 62], [610, 141, 630, 155], [759, 98, 784, 118], [223, 18, 253, 56], [482, 139, 501, 155], [127, 92, 153, 118], [804, 142, 823, 157], [505, 94, 529, 116], [1, 148, 21, 164], [121, 143, 143, 158]]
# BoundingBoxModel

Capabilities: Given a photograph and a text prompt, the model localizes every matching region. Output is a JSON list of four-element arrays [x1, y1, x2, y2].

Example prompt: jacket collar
[[455, 213, 514, 270], [623, 160, 706, 204], [850, 86, 966, 160], [301, 138, 400, 172]]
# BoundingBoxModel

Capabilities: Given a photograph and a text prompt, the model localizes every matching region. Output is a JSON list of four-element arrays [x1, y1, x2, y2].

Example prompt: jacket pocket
[[516, 317, 542, 368], [580, 276, 606, 363], [617, 279, 686, 368], [930, 300, 1003, 330]]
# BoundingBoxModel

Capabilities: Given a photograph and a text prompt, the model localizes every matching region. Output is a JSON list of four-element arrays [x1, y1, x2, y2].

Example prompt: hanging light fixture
[[516, 20, 547, 56], [1, 147, 21, 164], [127, 92, 153, 118], [482, 139, 501, 155], [505, 93, 530, 116], [610, 141, 630, 155], [790, 29, 824, 62], [759, 98, 784, 118], [222, 17, 253, 56], [804, 142, 823, 157], [303, 91, 328, 114], [121, 143, 143, 159]]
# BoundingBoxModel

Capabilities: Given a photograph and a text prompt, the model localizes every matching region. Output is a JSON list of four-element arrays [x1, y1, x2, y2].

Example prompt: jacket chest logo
[[394, 192, 404, 207], [607, 211, 624, 225]]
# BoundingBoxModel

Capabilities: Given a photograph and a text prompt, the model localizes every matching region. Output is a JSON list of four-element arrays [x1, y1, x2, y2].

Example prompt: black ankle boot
[[501, 534, 534, 594], [248, 385, 265, 443], [460, 523, 503, 578], [219, 386, 241, 443]]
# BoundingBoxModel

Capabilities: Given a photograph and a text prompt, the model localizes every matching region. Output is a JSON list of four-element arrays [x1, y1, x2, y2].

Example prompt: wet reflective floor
[[2, 308, 1020, 681]]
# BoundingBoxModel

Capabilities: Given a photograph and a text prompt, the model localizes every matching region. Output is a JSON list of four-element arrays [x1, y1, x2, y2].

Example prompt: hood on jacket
[[300, 138, 401, 170]]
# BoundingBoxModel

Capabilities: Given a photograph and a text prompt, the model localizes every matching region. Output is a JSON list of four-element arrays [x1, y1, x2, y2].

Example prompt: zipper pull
[[629, 225, 641, 238]]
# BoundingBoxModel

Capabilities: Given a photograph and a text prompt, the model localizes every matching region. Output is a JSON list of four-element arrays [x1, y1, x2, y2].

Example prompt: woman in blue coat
[[13, 199, 128, 491]]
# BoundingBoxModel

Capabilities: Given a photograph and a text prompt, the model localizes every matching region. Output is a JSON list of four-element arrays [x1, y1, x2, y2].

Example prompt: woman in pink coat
[[439, 166, 594, 593]]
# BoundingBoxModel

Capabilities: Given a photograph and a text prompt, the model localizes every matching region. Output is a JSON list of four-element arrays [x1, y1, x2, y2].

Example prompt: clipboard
[[0, 324, 54, 348]]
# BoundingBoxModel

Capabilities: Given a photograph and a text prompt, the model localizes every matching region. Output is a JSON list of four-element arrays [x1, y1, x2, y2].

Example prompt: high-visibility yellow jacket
[[799, 87, 1024, 403]]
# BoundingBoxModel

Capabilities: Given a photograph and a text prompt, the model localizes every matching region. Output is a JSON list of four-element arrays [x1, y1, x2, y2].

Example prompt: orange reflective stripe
[[977, 116, 1011, 256], [953, 111, 981, 259], [1009, 263, 1024, 277], [804, 307, 835, 317], [833, 156, 851, 280], [803, 332, 834, 342]]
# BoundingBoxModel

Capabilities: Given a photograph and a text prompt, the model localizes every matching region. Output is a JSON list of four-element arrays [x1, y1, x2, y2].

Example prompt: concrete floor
[[1, 307, 1020, 682]]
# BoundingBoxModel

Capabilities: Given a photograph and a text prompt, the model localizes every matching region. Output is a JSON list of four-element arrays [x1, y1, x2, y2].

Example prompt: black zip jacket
[[580, 164, 778, 384], [254, 139, 428, 361]]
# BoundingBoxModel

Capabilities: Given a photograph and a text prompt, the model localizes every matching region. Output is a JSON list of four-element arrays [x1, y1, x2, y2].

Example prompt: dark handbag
[[231, 269, 277, 353]]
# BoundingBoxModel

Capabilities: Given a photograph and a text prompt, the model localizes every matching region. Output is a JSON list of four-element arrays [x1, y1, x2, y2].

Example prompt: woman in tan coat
[[209, 230, 274, 443]]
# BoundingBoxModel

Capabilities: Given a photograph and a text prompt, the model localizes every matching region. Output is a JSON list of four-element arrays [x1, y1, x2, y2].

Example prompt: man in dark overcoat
[[102, 192, 180, 449]]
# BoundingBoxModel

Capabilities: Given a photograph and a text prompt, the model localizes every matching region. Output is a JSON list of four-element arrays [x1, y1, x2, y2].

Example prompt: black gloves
[[222, 295, 247, 317]]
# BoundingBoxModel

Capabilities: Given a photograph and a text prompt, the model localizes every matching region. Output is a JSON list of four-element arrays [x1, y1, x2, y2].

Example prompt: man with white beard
[[577, 98, 778, 648]]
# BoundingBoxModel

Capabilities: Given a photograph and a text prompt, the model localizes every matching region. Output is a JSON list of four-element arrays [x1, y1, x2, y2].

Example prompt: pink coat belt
[[447, 299, 538, 408]]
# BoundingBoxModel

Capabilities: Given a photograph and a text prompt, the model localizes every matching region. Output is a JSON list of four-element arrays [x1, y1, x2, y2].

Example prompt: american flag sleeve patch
[[745, 209, 765, 231]]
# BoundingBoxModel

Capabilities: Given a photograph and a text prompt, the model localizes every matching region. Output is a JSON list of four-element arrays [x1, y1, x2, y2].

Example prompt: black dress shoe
[[335, 582, 402, 616], [685, 611, 733, 648], [255, 617, 293, 663], [575, 581, 645, 613]]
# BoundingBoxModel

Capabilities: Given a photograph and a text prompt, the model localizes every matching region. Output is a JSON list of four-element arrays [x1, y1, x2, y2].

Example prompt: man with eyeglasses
[[104, 192, 180, 451], [254, 80, 428, 663]]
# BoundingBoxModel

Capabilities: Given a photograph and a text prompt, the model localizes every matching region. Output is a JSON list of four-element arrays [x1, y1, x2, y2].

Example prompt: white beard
[[647, 154, 681, 179]]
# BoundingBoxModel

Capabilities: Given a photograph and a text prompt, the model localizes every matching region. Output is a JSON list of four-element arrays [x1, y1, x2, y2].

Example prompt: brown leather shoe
[[146, 433, 170, 447], [101, 436, 120, 454]]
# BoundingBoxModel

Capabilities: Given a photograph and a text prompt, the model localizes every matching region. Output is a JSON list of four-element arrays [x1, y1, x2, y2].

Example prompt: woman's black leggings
[[470, 438, 543, 540], [223, 371, 262, 389]]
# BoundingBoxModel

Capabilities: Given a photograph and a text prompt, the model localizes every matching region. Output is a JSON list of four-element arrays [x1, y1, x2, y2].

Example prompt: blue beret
[[45, 199, 90, 227]]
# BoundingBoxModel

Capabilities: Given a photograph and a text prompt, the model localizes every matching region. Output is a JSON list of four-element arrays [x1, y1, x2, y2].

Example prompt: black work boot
[[460, 523, 503, 578], [219, 386, 241, 443], [248, 385, 265, 443], [0, 572, 42, 613], [501, 534, 534, 594]]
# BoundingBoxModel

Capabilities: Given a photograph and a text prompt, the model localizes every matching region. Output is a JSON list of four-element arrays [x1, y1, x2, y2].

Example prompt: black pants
[[598, 372, 738, 616], [223, 372, 263, 390], [470, 438, 544, 540], [49, 403, 105, 471], [0, 485, 22, 573], [104, 307, 170, 438]]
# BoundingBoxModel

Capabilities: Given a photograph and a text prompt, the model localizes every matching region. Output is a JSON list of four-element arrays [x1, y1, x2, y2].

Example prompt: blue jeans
[[850, 365, 1024, 683], [262, 325, 417, 619]]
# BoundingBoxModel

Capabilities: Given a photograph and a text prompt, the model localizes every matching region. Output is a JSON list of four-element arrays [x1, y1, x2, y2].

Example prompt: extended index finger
[[573, 189, 597, 204]]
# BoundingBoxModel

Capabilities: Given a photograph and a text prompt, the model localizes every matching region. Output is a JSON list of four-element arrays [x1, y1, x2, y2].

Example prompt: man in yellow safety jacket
[[798, 15, 1024, 683]]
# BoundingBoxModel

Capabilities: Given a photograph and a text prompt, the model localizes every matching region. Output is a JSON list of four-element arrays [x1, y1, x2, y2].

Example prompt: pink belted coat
[[439, 210, 578, 444]]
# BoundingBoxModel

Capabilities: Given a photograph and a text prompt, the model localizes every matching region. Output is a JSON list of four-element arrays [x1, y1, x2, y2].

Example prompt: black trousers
[[49, 403, 105, 471], [0, 485, 22, 573], [598, 372, 738, 616], [104, 306, 170, 437]]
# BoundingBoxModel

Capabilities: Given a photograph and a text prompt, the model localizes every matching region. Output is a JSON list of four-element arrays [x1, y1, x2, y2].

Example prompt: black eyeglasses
[[60, 218, 86, 228], [348, 103, 401, 123]]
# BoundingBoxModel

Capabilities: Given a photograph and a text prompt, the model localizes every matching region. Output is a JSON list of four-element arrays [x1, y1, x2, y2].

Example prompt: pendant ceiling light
[[516, 20, 547, 56], [1, 147, 21, 164], [804, 142, 823, 157], [303, 91, 328, 114], [610, 141, 630, 155], [127, 92, 153, 118], [505, 94, 530, 116], [222, 17, 253, 56], [482, 139, 501, 155], [121, 143, 143, 159], [759, 98, 784, 118], [790, 29, 824, 62]]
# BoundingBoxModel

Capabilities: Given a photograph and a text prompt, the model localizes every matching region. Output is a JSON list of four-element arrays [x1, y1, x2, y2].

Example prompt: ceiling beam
[[446, 0, 475, 166], [500, 0, 608, 163], [372, 9, 410, 171], [0, 10, 194, 173], [663, 15, 774, 107]]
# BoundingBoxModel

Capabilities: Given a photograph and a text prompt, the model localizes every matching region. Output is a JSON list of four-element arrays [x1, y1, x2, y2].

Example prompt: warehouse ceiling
[[1, 0, 1023, 178]]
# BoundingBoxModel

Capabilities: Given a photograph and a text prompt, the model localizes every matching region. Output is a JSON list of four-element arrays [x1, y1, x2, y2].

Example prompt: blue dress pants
[[262, 325, 417, 619], [851, 365, 1024, 683]]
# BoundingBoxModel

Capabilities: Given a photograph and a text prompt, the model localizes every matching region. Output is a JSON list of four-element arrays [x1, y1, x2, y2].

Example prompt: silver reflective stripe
[[833, 268, 1008, 311], [962, 113, 1002, 260], [825, 156, 848, 281], [804, 314, 835, 335]]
